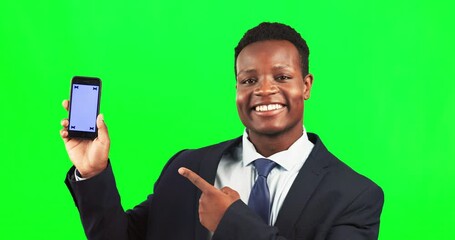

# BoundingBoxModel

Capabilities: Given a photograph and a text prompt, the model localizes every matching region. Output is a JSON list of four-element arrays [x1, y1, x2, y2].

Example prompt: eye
[[241, 78, 257, 84], [275, 75, 291, 81]]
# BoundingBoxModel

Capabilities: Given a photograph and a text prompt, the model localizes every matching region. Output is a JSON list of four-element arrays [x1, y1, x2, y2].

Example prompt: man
[[61, 22, 384, 240]]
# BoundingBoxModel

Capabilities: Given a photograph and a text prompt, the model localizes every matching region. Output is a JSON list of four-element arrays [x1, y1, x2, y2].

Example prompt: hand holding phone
[[60, 76, 110, 178]]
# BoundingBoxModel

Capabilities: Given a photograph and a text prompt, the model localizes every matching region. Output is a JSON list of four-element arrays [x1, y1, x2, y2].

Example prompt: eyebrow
[[236, 69, 257, 76], [237, 64, 292, 76], [272, 64, 292, 70]]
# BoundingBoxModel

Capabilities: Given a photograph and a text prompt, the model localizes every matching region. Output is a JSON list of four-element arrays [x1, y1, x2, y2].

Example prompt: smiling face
[[236, 40, 313, 140]]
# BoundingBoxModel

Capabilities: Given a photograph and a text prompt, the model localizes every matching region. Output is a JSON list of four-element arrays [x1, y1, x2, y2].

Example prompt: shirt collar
[[242, 127, 314, 171]]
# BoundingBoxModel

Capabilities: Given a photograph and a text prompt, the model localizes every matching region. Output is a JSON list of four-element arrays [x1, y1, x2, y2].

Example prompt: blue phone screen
[[69, 84, 99, 132]]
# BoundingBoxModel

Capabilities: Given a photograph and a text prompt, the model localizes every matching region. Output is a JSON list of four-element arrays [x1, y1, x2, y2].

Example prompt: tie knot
[[253, 158, 277, 177]]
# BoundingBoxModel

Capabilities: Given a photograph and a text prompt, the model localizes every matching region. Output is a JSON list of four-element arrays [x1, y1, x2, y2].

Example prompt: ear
[[303, 74, 314, 100]]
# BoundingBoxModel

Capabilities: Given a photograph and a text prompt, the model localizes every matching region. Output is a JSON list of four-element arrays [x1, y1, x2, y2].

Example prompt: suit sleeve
[[212, 200, 283, 240], [64, 151, 185, 240], [65, 163, 151, 240], [325, 184, 384, 240], [213, 184, 384, 240]]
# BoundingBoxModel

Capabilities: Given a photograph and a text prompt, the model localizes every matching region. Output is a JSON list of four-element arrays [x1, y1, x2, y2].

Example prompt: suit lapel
[[274, 134, 330, 237], [194, 137, 242, 240]]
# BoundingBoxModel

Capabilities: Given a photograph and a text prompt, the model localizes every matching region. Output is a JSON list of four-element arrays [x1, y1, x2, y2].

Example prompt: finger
[[220, 186, 234, 195], [60, 128, 69, 143], [62, 99, 69, 111], [61, 100, 69, 143], [96, 114, 110, 143], [60, 118, 69, 142], [178, 167, 214, 193], [61, 119, 69, 128], [220, 187, 241, 199]]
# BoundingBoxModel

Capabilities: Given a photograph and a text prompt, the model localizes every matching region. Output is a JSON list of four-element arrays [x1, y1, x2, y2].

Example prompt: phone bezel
[[68, 76, 102, 139]]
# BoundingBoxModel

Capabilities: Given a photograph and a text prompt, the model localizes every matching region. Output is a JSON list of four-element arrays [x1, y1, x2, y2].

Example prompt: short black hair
[[234, 22, 310, 76]]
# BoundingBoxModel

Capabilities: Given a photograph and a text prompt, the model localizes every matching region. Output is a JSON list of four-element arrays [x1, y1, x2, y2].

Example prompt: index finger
[[178, 167, 214, 193]]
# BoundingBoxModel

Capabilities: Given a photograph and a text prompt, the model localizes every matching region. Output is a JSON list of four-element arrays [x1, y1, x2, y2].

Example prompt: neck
[[247, 126, 303, 157]]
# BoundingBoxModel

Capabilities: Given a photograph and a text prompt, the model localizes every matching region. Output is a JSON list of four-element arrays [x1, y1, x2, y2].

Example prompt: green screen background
[[1, 0, 454, 239]]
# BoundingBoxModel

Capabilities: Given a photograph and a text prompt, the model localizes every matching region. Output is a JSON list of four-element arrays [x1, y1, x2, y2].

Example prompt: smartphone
[[68, 76, 102, 139]]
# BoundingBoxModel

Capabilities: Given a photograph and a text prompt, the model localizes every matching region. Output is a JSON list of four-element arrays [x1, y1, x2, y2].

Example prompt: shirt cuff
[[74, 168, 88, 181]]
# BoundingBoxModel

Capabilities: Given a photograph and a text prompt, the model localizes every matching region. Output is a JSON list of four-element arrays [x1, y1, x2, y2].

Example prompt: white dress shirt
[[214, 127, 314, 226]]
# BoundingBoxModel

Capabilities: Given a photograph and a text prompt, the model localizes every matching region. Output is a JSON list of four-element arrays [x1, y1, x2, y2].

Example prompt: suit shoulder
[[175, 137, 242, 159], [331, 155, 381, 191], [308, 133, 381, 192]]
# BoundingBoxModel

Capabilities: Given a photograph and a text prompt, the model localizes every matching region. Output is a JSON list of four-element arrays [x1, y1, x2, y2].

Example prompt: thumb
[[220, 187, 240, 200], [96, 114, 109, 143]]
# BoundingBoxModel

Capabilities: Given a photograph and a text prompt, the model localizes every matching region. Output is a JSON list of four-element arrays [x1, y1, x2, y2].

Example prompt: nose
[[254, 78, 278, 96]]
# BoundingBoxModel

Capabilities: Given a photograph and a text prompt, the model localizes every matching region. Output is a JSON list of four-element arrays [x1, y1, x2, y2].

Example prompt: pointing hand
[[179, 167, 240, 232]]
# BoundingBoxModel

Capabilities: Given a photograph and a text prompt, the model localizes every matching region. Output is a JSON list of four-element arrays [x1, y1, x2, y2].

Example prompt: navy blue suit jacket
[[65, 133, 384, 240]]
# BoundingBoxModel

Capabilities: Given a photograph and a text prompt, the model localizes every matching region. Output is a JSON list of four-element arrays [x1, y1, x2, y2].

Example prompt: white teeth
[[255, 104, 283, 112]]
